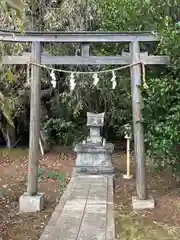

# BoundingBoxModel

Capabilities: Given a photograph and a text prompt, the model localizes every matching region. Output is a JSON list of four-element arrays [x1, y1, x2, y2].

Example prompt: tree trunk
[[40, 129, 51, 153], [1, 123, 16, 148]]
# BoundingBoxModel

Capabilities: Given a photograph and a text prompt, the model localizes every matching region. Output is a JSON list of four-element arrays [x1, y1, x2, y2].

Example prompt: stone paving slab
[[39, 173, 115, 240]]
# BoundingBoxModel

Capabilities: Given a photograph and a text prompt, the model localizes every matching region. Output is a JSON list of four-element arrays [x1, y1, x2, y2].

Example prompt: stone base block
[[123, 174, 133, 180], [75, 166, 114, 175], [19, 192, 44, 213], [132, 196, 155, 210]]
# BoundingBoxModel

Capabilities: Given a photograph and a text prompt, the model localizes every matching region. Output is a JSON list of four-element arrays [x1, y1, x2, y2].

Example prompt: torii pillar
[[128, 41, 155, 209], [19, 41, 44, 213]]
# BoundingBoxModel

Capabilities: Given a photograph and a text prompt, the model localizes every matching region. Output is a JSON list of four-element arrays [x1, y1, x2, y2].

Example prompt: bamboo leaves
[[3, 0, 24, 10], [6, 68, 14, 82], [0, 91, 14, 128]]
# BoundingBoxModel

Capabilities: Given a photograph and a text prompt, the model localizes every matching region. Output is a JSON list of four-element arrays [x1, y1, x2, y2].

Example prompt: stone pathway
[[39, 173, 115, 240]]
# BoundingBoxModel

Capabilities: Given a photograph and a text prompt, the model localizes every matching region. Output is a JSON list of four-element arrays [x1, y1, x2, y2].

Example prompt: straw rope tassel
[[142, 63, 148, 89]]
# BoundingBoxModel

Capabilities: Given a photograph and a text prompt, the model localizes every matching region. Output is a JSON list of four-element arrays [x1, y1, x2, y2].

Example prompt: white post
[[123, 130, 133, 180]]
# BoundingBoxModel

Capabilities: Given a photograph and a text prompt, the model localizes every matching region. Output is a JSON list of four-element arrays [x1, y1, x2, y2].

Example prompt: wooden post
[[130, 41, 147, 200], [27, 41, 41, 196], [126, 137, 131, 176], [123, 131, 133, 180], [81, 42, 90, 56]]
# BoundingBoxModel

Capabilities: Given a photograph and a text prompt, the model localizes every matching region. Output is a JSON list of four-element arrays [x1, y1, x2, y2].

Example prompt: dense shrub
[[43, 118, 87, 146], [143, 76, 180, 175]]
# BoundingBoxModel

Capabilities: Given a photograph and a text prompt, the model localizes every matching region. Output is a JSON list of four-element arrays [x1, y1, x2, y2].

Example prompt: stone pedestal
[[74, 112, 114, 175], [74, 143, 114, 174], [123, 174, 133, 180], [132, 196, 155, 210], [19, 192, 44, 213]]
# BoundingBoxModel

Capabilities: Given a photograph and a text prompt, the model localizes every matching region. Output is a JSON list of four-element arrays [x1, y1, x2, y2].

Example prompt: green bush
[[143, 76, 180, 175], [43, 118, 87, 146]]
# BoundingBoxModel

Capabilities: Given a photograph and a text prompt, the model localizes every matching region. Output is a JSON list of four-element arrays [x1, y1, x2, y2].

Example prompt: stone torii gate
[[0, 31, 169, 211]]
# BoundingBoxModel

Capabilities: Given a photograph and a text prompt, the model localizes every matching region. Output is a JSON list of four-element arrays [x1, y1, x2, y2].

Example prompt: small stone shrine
[[74, 112, 114, 174]]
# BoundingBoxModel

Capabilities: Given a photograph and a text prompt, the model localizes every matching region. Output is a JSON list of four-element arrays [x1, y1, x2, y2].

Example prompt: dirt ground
[[0, 148, 180, 240], [0, 147, 75, 240]]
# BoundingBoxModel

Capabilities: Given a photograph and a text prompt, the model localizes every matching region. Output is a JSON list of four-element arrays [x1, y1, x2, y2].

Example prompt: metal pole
[[130, 41, 147, 200]]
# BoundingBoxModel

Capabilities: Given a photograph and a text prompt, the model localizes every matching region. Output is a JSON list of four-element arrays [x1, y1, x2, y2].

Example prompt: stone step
[[39, 173, 115, 240]]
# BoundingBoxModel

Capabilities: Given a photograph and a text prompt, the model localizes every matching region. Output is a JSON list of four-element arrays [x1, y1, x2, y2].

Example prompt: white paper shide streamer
[[50, 70, 56, 88], [93, 73, 99, 86], [111, 71, 117, 89], [70, 72, 76, 91]]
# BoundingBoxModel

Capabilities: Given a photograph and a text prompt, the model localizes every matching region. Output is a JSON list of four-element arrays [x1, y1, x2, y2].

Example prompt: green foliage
[[92, 0, 180, 175], [143, 76, 180, 175], [0, 92, 15, 128], [37, 167, 45, 178], [159, 22, 180, 72], [3, 0, 24, 11], [43, 92, 88, 145], [94, 0, 170, 31], [43, 118, 87, 145], [97, 73, 133, 137], [25, 168, 65, 183], [47, 171, 65, 182]]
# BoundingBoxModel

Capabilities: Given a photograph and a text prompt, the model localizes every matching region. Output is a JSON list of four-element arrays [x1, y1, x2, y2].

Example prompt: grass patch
[[24, 168, 65, 184], [115, 211, 179, 240], [47, 171, 65, 182], [0, 147, 28, 157]]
